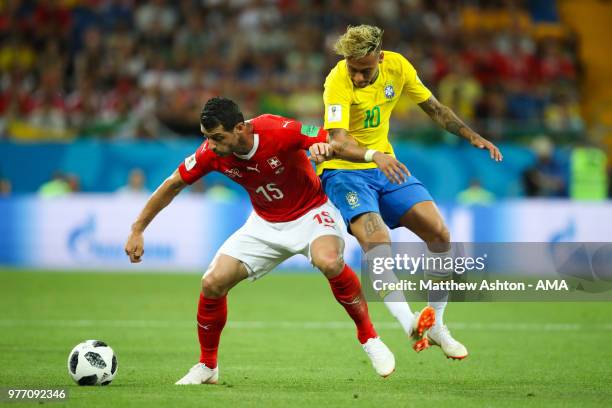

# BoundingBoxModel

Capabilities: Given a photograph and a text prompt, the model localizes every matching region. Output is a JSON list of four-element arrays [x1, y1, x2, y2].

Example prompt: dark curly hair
[[200, 97, 245, 132]]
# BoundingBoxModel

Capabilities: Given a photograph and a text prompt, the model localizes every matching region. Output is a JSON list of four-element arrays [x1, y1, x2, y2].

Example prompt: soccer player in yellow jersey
[[311, 25, 503, 360]]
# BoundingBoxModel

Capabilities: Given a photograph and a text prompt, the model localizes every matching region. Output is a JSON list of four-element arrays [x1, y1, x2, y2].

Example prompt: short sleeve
[[178, 141, 215, 184], [279, 119, 329, 150], [323, 68, 352, 130], [400, 55, 432, 104]]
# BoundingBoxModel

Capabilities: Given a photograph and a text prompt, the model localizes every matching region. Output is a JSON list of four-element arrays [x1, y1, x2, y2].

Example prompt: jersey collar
[[233, 133, 259, 160]]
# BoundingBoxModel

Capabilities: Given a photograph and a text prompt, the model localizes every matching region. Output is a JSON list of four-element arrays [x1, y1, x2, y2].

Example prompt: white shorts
[[217, 200, 345, 280]]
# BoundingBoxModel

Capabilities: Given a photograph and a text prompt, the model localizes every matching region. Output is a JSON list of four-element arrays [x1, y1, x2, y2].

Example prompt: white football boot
[[427, 325, 468, 360], [175, 363, 219, 385], [362, 337, 395, 378], [410, 306, 436, 352]]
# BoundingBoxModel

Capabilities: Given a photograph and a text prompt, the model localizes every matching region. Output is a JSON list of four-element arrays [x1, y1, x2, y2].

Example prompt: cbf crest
[[384, 83, 395, 99], [346, 191, 359, 209]]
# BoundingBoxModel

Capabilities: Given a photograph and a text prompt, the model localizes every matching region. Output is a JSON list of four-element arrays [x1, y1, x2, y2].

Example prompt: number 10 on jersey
[[364, 106, 380, 128]]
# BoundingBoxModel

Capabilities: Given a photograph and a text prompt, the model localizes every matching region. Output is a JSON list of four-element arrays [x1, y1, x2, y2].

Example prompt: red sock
[[197, 293, 227, 368], [328, 264, 377, 344]]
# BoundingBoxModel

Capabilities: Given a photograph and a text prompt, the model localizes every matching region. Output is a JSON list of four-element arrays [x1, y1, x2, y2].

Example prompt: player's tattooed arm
[[326, 128, 365, 162], [309, 128, 367, 163], [418, 95, 471, 138], [125, 170, 187, 263], [418, 95, 503, 162], [325, 128, 410, 184]]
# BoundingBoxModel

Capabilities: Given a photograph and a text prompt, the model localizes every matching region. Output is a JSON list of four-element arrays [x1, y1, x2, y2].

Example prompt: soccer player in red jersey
[[124, 97, 403, 384]]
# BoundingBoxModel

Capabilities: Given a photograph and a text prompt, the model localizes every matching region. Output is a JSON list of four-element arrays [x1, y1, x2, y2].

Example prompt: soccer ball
[[67, 340, 118, 386]]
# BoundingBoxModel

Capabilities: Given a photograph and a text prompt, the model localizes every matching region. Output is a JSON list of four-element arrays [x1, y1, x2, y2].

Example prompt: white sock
[[425, 248, 451, 329], [383, 296, 415, 335], [428, 290, 448, 328], [365, 244, 414, 335]]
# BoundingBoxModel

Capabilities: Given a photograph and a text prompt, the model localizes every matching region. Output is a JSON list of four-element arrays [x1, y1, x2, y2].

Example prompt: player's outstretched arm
[[323, 128, 410, 184], [418, 95, 503, 162], [124, 169, 187, 263]]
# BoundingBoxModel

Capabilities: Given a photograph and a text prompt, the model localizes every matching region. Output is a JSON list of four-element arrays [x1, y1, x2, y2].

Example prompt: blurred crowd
[[27, 166, 237, 200], [0, 0, 583, 141]]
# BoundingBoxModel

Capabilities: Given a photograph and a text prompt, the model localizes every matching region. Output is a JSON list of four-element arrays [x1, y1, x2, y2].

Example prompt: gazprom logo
[[68, 215, 174, 262]]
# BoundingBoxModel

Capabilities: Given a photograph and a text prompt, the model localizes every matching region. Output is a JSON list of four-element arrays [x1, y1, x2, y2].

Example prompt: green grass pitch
[[1, 269, 611, 407]]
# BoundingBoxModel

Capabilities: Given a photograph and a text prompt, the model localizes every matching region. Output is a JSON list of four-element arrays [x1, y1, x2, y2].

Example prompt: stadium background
[[1, 1, 612, 406], [1, 0, 611, 269]]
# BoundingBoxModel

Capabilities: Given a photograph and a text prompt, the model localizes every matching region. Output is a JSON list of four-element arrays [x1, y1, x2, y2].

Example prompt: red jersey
[[178, 114, 329, 222]]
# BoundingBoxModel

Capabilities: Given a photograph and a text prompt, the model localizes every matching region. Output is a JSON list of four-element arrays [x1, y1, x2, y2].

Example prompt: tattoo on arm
[[328, 128, 367, 161], [418, 96, 471, 140], [330, 130, 351, 154], [337, 141, 350, 153]]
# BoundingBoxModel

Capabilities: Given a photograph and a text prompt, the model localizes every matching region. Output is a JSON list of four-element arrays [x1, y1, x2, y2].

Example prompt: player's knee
[[437, 225, 451, 244], [201, 273, 228, 298], [428, 223, 450, 245], [315, 252, 344, 278], [359, 230, 391, 249]]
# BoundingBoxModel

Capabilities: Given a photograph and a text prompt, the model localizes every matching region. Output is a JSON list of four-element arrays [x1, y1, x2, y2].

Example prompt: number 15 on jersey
[[255, 183, 284, 202]]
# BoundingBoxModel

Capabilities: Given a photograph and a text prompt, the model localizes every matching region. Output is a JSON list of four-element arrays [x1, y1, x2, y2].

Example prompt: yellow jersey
[[318, 51, 432, 174]]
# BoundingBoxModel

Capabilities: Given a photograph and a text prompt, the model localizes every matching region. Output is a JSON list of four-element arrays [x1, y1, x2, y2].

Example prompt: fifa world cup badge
[[384, 84, 395, 99]]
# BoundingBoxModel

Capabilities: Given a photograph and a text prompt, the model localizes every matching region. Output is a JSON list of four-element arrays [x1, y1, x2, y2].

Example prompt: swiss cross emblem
[[267, 156, 282, 169]]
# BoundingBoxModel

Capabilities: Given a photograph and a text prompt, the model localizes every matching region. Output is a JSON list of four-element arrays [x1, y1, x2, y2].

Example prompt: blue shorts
[[320, 168, 433, 231]]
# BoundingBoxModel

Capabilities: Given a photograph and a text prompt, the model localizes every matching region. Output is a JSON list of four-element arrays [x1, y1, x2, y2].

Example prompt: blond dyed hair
[[334, 25, 384, 59]]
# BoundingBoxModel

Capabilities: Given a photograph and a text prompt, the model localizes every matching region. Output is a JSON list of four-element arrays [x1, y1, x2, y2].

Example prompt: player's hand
[[471, 134, 503, 162], [125, 231, 144, 263], [309, 143, 333, 163], [373, 152, 411, 184]]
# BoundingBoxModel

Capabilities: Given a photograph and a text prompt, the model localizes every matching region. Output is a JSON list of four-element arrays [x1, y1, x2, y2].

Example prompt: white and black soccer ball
[[67, 340, 117, 386]]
